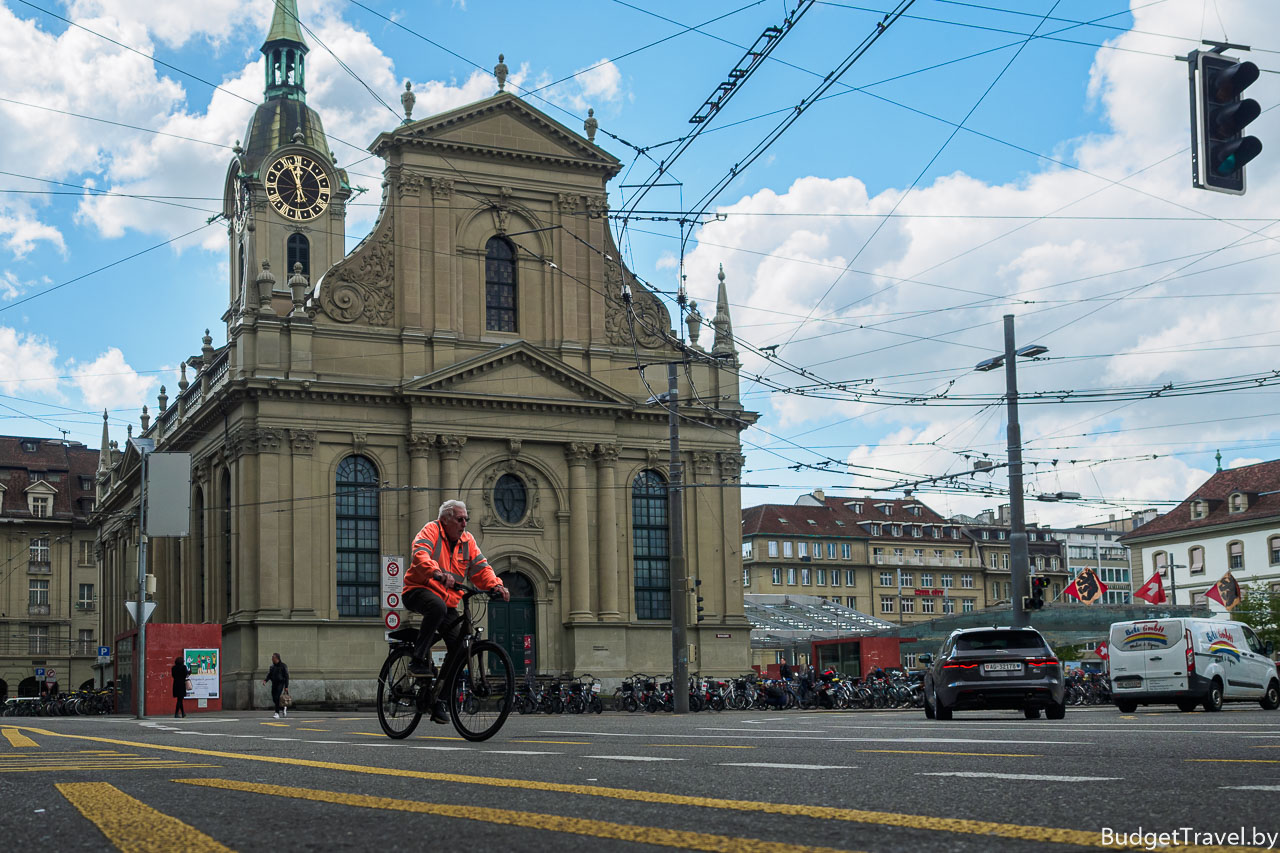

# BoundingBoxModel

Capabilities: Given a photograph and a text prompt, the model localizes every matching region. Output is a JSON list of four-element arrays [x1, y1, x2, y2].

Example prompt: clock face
[[264, 154, 331, 222], [233, 180, 251, 232]]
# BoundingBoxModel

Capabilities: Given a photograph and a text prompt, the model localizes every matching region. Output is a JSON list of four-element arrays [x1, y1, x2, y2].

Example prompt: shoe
[[407, 659, 434, 678], [282, 707, 287, 717], [430, 700, 449, 725], [273, 713, 280, 719]]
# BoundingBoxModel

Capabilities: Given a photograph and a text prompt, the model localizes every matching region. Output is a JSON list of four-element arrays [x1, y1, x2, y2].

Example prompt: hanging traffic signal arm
[[1190, 48, 1263, 194]]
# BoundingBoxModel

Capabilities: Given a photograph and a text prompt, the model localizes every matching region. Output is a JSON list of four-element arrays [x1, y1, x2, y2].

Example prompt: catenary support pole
[[667, 361, 690, 713], [136, 448, 149, 719], [1003, 314, 1031, 629]]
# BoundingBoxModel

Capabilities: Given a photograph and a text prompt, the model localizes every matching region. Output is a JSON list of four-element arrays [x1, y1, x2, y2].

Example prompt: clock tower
[[223, 0, 350, 320]]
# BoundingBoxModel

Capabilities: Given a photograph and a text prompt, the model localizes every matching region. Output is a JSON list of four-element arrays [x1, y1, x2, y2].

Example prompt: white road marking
[[919, 772, 1120, 782], [483, 750, 563, 755], [307, 741, 350, 744], [721, 762, 856, 770], [1222, 785, 1280, 791], [540, 731, 1087, 745], [699, 727, 826, 734], [585, 755, 686, 762], [410, 746, 472, 751]]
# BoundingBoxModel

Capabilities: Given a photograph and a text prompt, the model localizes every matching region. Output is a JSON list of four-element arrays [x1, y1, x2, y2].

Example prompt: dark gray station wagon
[[921, 627, 1066, 720]]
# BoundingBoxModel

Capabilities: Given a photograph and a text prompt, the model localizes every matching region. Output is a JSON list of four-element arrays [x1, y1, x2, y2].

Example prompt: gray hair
[[438, 499, 467, 520]]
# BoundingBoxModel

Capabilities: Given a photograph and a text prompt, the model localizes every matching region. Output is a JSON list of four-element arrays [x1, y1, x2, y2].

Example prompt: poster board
[[184, 648, 220, 699]]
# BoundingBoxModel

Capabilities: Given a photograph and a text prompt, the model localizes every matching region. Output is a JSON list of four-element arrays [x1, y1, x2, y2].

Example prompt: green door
[[490, 572, 536, 676]]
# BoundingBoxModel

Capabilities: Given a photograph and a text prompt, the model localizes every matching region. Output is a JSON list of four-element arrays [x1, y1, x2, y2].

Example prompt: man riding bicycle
[[404, 500, 509, 723]]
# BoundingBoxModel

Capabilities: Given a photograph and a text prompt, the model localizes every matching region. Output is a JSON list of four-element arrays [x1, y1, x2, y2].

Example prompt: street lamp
[[974, 315, 1048, 628]]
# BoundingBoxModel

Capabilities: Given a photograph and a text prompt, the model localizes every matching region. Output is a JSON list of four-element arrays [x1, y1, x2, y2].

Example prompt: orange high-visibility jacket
[[405, 519, 500, 608]]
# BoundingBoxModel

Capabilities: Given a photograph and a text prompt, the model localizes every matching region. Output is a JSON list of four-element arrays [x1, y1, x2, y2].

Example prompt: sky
[[1, 0, 1277, 528]]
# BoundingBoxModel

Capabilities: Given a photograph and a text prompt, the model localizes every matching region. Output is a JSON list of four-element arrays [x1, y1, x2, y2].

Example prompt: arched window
[[485, 236, 517, 332], [1189, 546, 1205, 575], [632, 470, 670, 620], [287, 233, 310, 279], [1152, 551, 1168, 577], [493, 473, 527, 524], [336, 455, 380, 617]]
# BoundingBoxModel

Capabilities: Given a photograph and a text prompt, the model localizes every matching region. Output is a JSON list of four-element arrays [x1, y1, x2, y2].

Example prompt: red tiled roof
[[0, 436, 100, 521], [1120, 459, 1280, 542], [743, 495, 963, 541]]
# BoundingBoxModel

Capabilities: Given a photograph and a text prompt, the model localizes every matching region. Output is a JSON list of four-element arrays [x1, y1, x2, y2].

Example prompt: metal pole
[[1003, 314, 1031, 629], [136, 449, 148, 720], [667, 361, 690, 714]]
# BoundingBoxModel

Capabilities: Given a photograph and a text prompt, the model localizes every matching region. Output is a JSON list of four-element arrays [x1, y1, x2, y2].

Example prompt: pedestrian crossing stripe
[[58, 783, 232, 853], [0, 750, 218, 774], [2, 727, 39, 747]]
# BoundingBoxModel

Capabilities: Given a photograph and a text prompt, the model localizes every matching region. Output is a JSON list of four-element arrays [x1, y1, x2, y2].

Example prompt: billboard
[[184, 648, 220, 699]]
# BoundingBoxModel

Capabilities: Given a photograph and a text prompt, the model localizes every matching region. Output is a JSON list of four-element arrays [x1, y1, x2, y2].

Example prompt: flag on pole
[[1095, 641, 1109, 661], [1133, 571, 1167, 605], [1203, 571, 1241, 611], [1063, 568, 1108, 604]]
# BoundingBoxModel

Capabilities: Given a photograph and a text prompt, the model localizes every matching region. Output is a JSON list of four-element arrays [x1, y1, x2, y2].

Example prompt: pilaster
[[594, 443, 621, 620], [565, 442, 594, 622]]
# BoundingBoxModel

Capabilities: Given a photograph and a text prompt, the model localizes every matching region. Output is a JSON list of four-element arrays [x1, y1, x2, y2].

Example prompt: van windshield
[[954, 631, 1046, 652], [1111, 620, 1183, 651]]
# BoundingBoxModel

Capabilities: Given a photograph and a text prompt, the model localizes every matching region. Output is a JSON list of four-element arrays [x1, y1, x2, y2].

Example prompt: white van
[[1108, 618, 1279, 712]]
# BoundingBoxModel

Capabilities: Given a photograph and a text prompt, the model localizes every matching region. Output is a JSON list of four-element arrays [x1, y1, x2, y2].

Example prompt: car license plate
[[983, 662, 1022, 673]]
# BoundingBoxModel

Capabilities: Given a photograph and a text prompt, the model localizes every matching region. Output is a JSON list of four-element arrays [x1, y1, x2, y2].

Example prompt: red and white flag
[[1063, 568, 1108, 604], [1204, 571, 1241, 611], [1133, 571, 1167, 605], [1095, 641, 1109, 661]]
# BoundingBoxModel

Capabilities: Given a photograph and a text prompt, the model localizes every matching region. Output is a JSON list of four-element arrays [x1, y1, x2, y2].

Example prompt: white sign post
[[382, 555, 405, 639]]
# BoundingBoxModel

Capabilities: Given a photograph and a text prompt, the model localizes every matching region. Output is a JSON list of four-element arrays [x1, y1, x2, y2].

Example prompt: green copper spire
[[261, 0, 309, 102]]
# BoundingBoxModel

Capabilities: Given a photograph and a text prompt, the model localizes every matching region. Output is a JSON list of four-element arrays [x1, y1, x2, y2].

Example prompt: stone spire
[[494, 54, 508, 92], [711, 263, 736, 357], [97, 410, 110, 473], [262, 0, 310, 102]]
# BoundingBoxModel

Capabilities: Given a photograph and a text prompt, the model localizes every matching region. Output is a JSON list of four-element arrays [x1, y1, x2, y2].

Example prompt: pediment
[[370, 94, 621, 175], [403, 342, 633, 409], [25, 480, 57, 495]]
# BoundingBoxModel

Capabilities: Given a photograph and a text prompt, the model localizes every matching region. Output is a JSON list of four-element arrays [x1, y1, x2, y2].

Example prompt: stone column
[[288, 429, 316, 614], [408, 432, 435, 529], [565, 442, 593, 621], [594, 444, 620, 620], [718, 452, 746, 618], [232, 431, 259, 616], [692, 451, 719, 620], [438, 435, 466, 497], [256, 428, 282, 613]]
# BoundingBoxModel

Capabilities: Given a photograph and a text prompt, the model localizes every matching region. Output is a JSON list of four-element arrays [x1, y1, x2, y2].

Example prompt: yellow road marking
[[57, 782, 234, 853], [3, 764, 220, 774], [177, 778, 857, 853], [2, 728, 39, 747], [648, 744, 757, 749], [12, 726, 1245, 852], [414, 735, 465, 741], [260, 722, 289, 728], [513, 740, 592, 745], [297, 728, 329, 732], [857, 750, 1038, 758]]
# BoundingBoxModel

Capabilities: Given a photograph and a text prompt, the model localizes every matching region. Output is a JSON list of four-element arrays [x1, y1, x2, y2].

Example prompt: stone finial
[[202, 328, 215, 362], [584, 108, 598, 143], [140, 405, 150, 431], [494, 53, 508, 92], [157, 385, 168, 413], [289, 262, 309, 312], [400, 80, 415, 122], [292, 125, 305, 144], [255, 261, 276, 311], [127, 423, 133, 438], [686, 299, 703, 350], [178, 362, 189, 392], [233, 139, 243, 155]]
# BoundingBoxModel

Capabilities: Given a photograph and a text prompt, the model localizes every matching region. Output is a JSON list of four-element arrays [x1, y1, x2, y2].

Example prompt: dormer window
[[891, 524, 902, 536], [997, 530, 1007, 540], [778, 517, 790, 524], [1190, 499, 1207, 520], [878, 503, 892, 516], [806, 519, 817, 526], [20, 439, 38, 452], [868, 523, 881, 535], [950, 527, 960, 539], [852, 502, 863, 513], [834, 520, 845, 527], [981, 530, 990, 540], [25, 480, 57, 519], [1229, 492, 1247, 513], [912, 526, 922, 537]]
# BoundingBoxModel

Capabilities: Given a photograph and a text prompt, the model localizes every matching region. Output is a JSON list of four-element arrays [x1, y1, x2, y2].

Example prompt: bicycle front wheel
[[449, 640, 515, 742], [377, 648, 423, 739]]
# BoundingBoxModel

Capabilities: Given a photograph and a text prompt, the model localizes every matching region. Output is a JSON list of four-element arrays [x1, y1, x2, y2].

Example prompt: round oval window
[[494, 474, 527, 524]]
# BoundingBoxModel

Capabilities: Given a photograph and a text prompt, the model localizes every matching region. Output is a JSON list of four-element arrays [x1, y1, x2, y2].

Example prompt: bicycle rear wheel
[[449, 640, 515, 742], [377, 648, 423, 739]]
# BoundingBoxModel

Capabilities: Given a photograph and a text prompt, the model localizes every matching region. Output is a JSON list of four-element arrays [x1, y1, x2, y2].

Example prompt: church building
[[93, 0, 753, 708]]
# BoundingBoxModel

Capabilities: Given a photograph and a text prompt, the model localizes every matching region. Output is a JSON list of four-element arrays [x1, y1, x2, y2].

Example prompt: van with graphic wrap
[[1108, 618, 1279, 713]]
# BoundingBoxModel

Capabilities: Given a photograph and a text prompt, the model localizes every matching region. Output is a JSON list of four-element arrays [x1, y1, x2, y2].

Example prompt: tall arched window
[[336, 455, 380, 617], [632, 470, 670, 620], [287, 233, 310, 279], [194, 487, 205, 623], [485, 236, 517, 332]]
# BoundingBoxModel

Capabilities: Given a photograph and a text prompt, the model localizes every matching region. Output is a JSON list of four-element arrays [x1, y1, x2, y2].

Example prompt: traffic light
[[690, 578, 705, 622], [1028, 576, 1048, 610], [1191, 50, 1262, 194]]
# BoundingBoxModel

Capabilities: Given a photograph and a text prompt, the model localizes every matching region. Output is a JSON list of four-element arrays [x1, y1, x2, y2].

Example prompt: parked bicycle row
[[1, 688, 115, 717], [512, 674, 605, 715], [612, 670, 928, 712]]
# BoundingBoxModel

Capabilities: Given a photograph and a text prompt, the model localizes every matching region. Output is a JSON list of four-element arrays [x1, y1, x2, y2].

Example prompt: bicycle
[[376, 585, 515, 742]]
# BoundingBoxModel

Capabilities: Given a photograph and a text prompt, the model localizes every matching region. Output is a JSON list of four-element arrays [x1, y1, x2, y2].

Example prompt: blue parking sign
[[34, 667, 45, 677], [97, 646, 110, 657]]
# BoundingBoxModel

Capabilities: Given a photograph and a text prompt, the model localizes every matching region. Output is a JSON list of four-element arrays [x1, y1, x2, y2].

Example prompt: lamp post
[[975, 315, 1048, 629]]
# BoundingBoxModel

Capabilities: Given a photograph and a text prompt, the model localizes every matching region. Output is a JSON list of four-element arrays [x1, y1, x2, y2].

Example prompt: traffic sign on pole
[[384, 611, 401, 630]]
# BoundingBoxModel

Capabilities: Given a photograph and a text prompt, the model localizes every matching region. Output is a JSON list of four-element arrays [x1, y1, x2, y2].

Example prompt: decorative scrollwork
[[604, 259, 670, 350], [318, 202, 394, 325]]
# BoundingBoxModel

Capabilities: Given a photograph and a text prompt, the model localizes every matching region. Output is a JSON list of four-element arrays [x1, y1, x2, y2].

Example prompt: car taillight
[[1025, 657, 1059, 667], [1186, 629, 1195, 673], [943, 662, 978, 670]]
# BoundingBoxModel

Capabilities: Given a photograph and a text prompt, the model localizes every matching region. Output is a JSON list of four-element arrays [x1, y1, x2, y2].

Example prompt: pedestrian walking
[[171, 657, 190, 718], [262, 653, 289, 718]]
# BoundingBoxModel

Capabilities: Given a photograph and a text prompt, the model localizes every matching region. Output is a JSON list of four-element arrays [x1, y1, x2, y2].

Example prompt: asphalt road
[[3, 704, 1280, 852]]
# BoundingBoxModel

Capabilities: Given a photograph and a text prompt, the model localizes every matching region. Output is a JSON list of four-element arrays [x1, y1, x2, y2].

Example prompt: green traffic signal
[[1192, 52, 1263, 194]]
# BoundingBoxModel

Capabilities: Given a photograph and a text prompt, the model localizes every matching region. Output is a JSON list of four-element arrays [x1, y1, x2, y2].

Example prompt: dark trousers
[[174, 696, 186, 716], [404, 587, 465, 665], [271, 683, 285, 713]]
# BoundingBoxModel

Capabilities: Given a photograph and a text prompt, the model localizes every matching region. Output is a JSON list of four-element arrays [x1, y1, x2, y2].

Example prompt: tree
[[1232, 583, 1280, 651]]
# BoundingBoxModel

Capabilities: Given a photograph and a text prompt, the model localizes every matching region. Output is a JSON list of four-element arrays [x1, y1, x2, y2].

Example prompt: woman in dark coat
[[171, 657, 190, 718]]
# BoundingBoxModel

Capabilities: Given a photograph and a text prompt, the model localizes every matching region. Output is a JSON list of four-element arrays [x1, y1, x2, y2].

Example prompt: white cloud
[[70, 347, 155, 410], [541, 59, 625, 113], [0, 326, 59, 396]]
